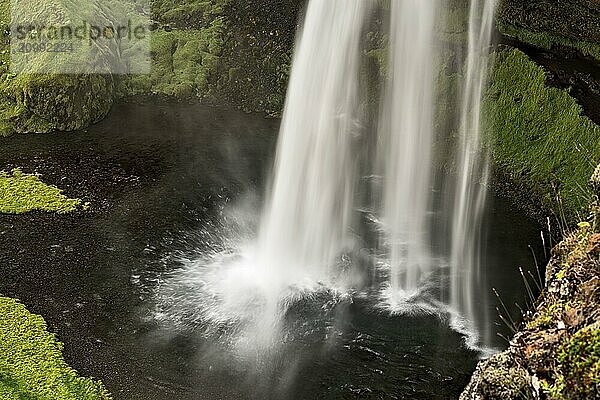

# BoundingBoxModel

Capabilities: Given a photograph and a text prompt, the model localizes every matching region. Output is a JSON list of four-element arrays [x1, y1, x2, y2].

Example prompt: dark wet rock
[[498, 0, 600, 47]]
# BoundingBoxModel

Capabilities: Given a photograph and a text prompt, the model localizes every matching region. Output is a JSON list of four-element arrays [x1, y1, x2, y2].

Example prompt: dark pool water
[[0, 102, 542, 399]]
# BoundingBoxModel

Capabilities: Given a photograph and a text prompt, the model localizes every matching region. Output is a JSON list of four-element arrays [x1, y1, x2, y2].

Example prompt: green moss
[[0, 169, 83, 214], [474, 352, 534, 400], [122, 20, 224, 99], [0, 0, 115, 135], [152, 0, 229, 27], [555, 325, 600, 398], [485, 49, 600, 221], [526, 301, 563, 330], [0, 297, 110, 399]]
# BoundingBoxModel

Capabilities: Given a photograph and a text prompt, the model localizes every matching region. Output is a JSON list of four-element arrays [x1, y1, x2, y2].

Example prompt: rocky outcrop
[[0, 0, 305, 135], [215, 0, 305, 115], [461, 166, 600, 400], [0, 74, 114, 135]]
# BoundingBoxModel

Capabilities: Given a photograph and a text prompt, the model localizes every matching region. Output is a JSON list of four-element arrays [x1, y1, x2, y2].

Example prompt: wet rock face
[[216, 0, 306, 115], [498, 0, 600, 44]]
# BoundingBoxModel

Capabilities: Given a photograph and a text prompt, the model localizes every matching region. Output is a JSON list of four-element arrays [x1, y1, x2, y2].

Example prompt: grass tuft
[[484, 49, 600, 222]]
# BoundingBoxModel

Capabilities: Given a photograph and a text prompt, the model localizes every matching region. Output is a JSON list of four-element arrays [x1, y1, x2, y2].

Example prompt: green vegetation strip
[[485, 49, 600, 220], [0, 297, 110, 399], [0, 169, 83, 214]]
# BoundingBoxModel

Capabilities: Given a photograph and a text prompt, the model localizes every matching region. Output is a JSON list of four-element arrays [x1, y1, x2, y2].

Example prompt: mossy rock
[[461, 352, 533, 400], [591, 164, 600, 195], [485, 48, 600, 221], [558, 323, 600, 398], [214, 0, 305, 115], [0, 74, 114, 135], [122, 24, 223, 99], [0, 0, 118, 135]]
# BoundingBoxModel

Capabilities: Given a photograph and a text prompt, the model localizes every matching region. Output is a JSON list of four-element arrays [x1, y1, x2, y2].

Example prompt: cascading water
[[166, 0, 374, 346], [449, 0, 497, 347], [256, 0, 371, 293], [377, 0, 438, 298], [153, 0, 498, 354]]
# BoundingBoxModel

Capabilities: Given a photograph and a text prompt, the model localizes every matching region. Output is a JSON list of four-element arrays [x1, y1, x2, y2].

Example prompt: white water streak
[[253, 0, 372, 336], [378, 0, 438, 295], [450, 0, 497, 347]]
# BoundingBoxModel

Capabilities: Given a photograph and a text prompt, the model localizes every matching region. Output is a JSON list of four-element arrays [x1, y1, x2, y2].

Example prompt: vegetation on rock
[[0, 0, 116, 135], [0, 297, 110, 399], [461, 168, 600, 399], [214, 0, 304, 115], [0, 169, 84, 214], [484, 48, 600, 221], [122, 23, 224, 99]]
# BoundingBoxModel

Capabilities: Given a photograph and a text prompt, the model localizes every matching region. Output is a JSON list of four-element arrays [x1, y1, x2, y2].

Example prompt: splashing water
[[377, 0, 438, 298], [151, 0, 498, 354]]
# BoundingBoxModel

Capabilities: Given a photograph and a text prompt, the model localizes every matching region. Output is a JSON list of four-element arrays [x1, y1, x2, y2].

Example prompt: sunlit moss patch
[[0, 169, 83, 214], [0, 297, 110, 399]]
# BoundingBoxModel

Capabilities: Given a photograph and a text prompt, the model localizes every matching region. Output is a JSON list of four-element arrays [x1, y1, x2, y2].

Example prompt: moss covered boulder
[[0, 73, 114, 135], [0, 0, 116, 135]]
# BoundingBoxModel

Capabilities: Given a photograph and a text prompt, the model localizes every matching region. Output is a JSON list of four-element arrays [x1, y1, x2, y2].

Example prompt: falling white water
[[449, 0, 497, 347], [152, 0, 499, 354], [378, 0, 438, 297], [253, 0, 372, 327]]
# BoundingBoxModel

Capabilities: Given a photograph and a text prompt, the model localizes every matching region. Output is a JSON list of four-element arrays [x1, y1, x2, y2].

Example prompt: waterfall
[[256, 0, 371, 291], [162, 0, 498, 351], [378, 0, 438, 297], [449, 0, 497, 347], [254, 0, 497, 339]]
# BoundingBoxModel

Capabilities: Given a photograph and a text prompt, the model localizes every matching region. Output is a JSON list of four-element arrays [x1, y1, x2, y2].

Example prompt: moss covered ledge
[[0, 297, 110, 399], [497, 0, 600, 61]]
